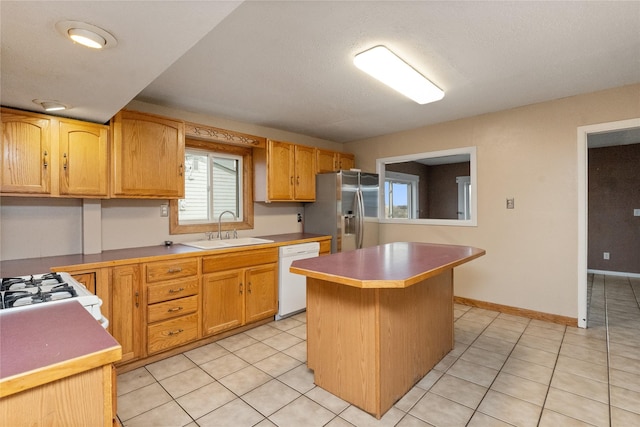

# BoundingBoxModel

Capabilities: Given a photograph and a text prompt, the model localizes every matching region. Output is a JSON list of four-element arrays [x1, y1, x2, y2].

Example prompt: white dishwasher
[[277, 241, 320, 320]]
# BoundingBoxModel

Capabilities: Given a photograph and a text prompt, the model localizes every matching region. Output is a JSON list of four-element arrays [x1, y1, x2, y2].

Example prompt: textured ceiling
[[2, 1, 639, 143]]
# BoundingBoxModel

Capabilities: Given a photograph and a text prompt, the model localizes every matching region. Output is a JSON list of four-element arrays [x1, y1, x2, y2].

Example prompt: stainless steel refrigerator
[[304, 171, 379, 253]]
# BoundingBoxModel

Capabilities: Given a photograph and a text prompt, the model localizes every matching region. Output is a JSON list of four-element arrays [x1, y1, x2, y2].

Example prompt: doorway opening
[[577, 118, 640, 328]]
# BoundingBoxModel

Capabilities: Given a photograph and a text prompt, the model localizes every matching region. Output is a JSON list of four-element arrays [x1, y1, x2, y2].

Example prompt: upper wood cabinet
[[317, 149, 355, 173], [1, 107, 108, 197], [255, 139, 316, 202], [59, 120, 108, 197], [1, 109, 51, 194], [111, 110, 185, 199]]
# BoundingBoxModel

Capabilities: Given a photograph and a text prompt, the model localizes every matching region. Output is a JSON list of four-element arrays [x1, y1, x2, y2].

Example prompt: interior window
[[376, 146, 477, 226], [170, 139, 253, 235]]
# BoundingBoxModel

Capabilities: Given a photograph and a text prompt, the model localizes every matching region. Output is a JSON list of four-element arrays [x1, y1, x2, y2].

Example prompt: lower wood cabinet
[[111, 264, 144, 363], [144, 258, 201, 355], [202, 248, 278, 336], [202, 263, 277, 336]]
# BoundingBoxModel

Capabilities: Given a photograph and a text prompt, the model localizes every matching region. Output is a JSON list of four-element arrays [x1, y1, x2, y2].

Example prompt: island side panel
[[378, 270, 454, 414], [306, 277, 380, 415]]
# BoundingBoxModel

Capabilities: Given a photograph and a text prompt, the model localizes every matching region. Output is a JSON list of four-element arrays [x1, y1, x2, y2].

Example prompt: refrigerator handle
[[355, 187, 365, 249]]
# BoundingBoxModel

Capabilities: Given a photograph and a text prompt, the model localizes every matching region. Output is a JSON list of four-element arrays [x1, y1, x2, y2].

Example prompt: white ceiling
[[2, 1, 639, 143]]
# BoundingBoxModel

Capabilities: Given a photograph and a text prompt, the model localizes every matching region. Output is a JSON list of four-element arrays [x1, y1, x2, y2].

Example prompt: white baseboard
[[587, 269, 640, 279]]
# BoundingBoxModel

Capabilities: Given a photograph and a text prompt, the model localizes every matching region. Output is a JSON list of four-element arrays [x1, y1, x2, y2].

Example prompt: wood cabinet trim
[[184, 122, 266, 148]]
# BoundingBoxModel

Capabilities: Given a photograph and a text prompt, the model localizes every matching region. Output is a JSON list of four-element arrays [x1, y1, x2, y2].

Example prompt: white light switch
[[634, 209, 640, 217], [160, 204, 169, 217]]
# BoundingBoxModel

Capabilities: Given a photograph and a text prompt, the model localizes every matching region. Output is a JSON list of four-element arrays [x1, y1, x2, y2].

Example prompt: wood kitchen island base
[[292, 242, 485, 419]]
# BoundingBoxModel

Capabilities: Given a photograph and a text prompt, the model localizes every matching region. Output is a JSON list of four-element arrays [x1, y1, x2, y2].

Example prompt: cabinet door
[[111, 264, 143, 363], [1, 110, 51, 194], [294, 145, 316, 200], [338, 153, 355, 171], [202, 270, 244, 336], [245, 263, 278, 324], [267, 140, 294, 200], [71, 272, 96, 294], [317, 149, 337, 173], [59, 121, 108, 197], [112, 111, 185, 198]]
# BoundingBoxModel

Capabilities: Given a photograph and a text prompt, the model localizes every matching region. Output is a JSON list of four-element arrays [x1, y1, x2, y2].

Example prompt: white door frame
[[577, 118, 640, 328]]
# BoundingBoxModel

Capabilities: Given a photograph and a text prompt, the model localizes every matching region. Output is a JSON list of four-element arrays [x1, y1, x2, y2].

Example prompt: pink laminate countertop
[[0, 233, 330, 277], [0, 300, 121, 397], [290, 242, 485, 289]]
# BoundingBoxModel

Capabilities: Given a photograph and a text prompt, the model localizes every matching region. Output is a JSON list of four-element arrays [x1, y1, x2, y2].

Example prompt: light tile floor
[[117, 274, 640, 426]]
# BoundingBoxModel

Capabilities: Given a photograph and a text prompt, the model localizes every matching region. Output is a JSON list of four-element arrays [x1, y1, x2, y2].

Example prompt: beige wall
[[345, 84, 640, 319]]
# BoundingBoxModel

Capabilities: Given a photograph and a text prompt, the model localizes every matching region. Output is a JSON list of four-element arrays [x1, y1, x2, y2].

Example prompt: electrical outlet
[[160, 204, 169, 217], [603, 252, 610, 260], [634, 209, 640, 217], [506, 198, 515, 209], [297, 213, 303, 223]]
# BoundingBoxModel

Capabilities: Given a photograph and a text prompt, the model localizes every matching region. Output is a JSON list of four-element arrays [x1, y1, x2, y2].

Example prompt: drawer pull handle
[[168, 329, 184, 336], [239, 282, 243, 295], [167, 267, 182, 273], [168, 306, 183, 313], [168, 287, 185, 294], [248, 282, 252, 294]]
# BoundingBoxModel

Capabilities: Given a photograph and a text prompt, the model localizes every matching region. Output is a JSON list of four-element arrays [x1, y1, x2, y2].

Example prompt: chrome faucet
[[217, 210, 237, 239]]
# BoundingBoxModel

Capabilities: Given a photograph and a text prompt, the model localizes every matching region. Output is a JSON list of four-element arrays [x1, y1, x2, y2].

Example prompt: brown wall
[[588, 143, 640, 273], [427, 162, 471, 219]]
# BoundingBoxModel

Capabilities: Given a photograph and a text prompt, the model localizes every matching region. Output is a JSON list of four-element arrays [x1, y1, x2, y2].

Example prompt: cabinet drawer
[[147, 277, 199, 304], [202, 248, 278, 274], [147, 313, 198, 354], [148, 295, 198, 323], [146, 258, 198, 283]]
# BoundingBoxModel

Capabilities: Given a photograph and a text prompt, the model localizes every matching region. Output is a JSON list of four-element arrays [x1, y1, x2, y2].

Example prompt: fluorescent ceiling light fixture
[[56, 20, 118, 49], [33, 99, 70, 112], [354, 46, 444, 104]]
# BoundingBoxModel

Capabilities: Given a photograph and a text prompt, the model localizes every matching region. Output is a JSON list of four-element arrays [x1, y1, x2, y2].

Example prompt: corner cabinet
[[202, 247, 278, 336], [111, 110, 185, 199], [1, 108, 108, 197], [255, 139, 316, 202]]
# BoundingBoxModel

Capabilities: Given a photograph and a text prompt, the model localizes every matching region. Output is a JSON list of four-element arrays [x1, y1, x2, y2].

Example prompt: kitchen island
[[0, 300, 122, 426], [290, 242, 485, 419]]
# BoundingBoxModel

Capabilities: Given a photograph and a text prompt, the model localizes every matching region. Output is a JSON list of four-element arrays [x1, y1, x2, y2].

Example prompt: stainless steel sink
[[181, 237, 274, 250]]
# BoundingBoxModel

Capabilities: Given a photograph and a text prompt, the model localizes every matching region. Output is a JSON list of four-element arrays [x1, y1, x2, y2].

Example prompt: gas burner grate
[[1, 273, 65, 291]]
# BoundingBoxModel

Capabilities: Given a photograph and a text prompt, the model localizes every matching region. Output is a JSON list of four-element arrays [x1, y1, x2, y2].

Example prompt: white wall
[[346, 84, 640, 321]]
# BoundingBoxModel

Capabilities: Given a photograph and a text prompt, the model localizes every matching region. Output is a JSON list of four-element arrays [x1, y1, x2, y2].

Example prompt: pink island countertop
[[0, 300, 122, 397], [290, 242, 485, 289]]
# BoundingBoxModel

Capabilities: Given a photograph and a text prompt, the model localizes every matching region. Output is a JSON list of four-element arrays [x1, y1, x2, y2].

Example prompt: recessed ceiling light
[[354, 45, 444, 105], [33, 99, 71, 112], [55, 20, 117, 49]]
